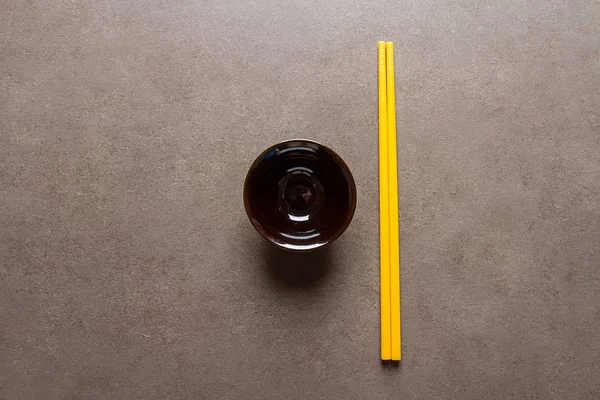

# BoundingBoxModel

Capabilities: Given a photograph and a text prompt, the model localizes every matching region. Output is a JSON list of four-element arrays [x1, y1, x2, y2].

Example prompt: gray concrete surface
[[1, 0, 599, 399]]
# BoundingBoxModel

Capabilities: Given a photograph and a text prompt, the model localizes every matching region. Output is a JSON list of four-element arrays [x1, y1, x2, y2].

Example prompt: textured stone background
[[1, 0, 599, 399]]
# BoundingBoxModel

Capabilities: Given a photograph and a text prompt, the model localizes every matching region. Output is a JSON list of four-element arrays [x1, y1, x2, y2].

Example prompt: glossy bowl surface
[[244, 140, 357, 251]]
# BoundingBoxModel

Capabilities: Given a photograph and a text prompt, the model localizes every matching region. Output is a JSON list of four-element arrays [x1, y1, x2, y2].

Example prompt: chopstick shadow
[[261, 242, 332, 288], [381, 360, 401, 368]]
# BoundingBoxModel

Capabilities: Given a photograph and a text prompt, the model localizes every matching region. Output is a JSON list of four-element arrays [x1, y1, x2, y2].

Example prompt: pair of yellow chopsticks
[[378, 41, 401, 361]]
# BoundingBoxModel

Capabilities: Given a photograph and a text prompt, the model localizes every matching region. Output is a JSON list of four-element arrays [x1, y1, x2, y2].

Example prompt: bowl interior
[[244, 140, 356, 251]]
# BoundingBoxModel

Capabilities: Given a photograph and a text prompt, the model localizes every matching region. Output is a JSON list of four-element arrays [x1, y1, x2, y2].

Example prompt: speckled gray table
[[1, 1, 599, 399]]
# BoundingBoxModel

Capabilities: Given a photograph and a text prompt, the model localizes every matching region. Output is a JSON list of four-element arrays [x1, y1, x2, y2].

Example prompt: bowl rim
[[243, 139, 357, 252]]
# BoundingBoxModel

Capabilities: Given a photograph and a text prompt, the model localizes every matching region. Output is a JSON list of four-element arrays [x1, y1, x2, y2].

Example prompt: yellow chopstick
[[377, 41, 391, 361], [386, 42, 401, 361]]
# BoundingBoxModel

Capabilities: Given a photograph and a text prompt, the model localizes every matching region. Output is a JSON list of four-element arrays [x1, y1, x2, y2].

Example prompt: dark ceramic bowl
[[244, 140, 357, 251]]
